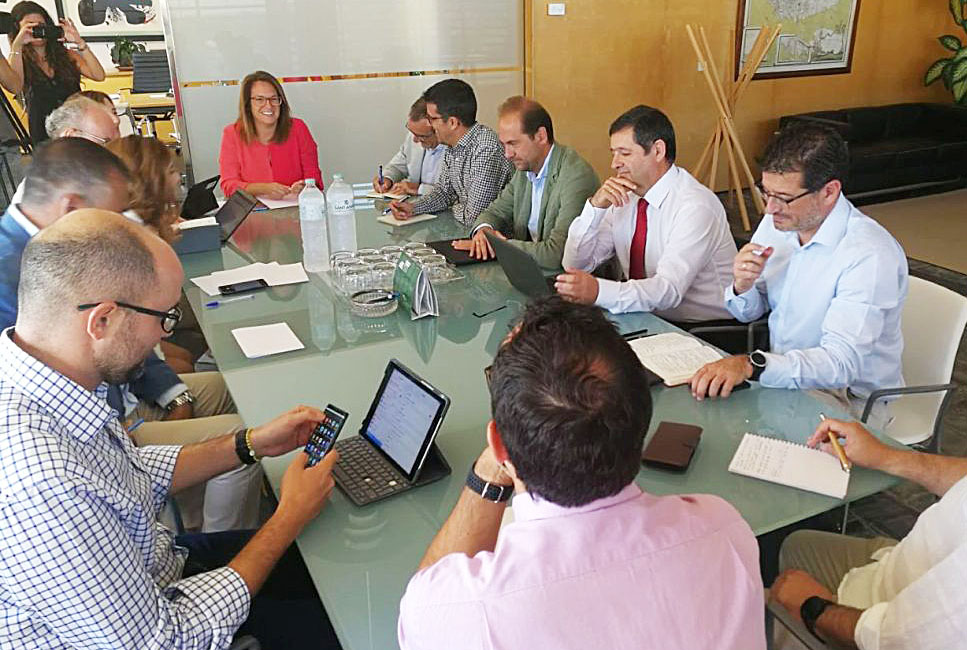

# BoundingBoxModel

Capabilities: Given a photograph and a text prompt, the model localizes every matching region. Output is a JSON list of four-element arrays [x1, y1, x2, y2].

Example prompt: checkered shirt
[[411, 122, 514, 227], [0, 329, 250, 649]]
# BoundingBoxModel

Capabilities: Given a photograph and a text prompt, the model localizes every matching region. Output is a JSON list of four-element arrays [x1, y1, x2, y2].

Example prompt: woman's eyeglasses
[[250, 95, 283, 107]]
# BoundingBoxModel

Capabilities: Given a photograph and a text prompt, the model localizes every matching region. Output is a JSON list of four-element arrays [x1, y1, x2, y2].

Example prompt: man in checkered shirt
[[389, 78, 513, 229], [0, 210, 341, 648]]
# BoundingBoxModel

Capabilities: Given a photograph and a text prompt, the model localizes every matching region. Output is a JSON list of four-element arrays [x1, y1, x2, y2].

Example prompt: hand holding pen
[[733, 243, 774, 294], [806, 416, 901, 474]]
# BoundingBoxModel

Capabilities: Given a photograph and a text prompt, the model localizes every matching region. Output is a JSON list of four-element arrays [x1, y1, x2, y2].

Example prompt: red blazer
[[218, 117, 324, 196]]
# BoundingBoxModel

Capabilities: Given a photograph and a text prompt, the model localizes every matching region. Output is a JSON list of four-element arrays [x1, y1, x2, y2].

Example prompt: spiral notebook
[[728, 433, 850, 499]]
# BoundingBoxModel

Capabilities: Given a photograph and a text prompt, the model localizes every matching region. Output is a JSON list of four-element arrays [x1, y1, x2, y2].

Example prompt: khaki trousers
[[131, 371, 262, 532], [779, 529, 898, 594]]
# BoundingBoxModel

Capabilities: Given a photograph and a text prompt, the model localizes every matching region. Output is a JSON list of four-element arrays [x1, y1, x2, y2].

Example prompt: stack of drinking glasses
[[327, 242, 461, 295]]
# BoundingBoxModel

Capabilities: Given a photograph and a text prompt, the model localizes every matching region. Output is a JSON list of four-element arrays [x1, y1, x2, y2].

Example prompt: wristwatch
[[800, 596, 834, 638], [165, 389, 195, 412], [465, 462, 514, 502], [749, 349, 768, 381]]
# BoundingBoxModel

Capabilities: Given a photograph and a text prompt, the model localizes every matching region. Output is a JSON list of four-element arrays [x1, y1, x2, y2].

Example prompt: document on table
[[232, 322, 304, 358], [728, 433, 850, 499], [191, 262, 310, 296], [627, 332, 722, 386], [365, 190, 408, 200], [257, 197, 300, 210], [377, 212, 437, 227]]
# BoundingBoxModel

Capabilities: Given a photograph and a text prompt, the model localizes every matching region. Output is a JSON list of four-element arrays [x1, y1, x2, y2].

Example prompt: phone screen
[[305, 405, 348, 467], [218, 278, 268, 295]]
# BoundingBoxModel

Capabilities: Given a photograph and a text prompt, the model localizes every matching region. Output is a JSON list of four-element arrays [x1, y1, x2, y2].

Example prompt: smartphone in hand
[[305, 404, 348, 467]]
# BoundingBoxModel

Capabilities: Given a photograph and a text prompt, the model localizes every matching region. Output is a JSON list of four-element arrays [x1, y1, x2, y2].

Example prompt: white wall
[[163, 0, 523, 186]]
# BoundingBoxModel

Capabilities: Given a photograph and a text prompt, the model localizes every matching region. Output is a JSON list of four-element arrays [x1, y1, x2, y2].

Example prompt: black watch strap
[[800, 596, 834, 638], [465, 462, 514, 502], [749, 350, 767, 381], [235, 429, 257, 465]]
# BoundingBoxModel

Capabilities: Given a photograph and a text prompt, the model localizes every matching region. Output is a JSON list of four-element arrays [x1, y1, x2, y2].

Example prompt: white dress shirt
[[725, 194, 907, 397], [838, 474, 967, 650], [562, 165, 737, 321]]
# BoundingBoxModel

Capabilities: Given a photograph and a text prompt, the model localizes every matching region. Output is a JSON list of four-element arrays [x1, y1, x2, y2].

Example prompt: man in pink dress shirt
[[398, 296, 766, 650]]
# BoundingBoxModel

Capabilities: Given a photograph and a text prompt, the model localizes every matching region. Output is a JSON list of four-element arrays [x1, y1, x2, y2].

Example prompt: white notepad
[[377, 212, 438, 227], [627, 332, 722, 386], [728, 433, 850, 499], [231, 322, 305, 359]]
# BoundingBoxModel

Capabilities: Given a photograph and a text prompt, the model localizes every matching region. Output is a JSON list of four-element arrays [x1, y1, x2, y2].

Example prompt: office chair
[[132, 50, 172, 94], [861, 276, 967, 452]]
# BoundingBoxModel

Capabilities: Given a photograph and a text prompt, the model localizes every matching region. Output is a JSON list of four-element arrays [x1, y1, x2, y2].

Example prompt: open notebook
[[728, 433, 850, 499], [627, 332, 722, 386]]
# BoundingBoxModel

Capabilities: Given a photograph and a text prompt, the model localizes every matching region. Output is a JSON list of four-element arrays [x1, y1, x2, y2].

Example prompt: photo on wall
[[736, 0, 861, 79], [54, 0, 163, 41]]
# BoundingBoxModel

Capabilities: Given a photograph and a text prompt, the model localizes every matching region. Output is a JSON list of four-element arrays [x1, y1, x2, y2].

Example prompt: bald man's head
[[19, 210, 161, 327]]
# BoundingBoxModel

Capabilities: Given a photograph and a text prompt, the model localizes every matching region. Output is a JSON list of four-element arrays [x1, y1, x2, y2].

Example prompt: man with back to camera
[[771, 418, 967, 650], [398, 296, 765, 650], [452, 95, 599, 271], [0, 138, 261, 532], [389, 78, 513, 228], [558, 105, 740, 330], [0, 209, 342, 648], [688, 123, 907, 430], [372, 97, 445, 196]]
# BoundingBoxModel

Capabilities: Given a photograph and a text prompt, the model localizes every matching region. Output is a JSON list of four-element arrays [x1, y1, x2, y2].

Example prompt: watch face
[[751, 351, 767, 367]]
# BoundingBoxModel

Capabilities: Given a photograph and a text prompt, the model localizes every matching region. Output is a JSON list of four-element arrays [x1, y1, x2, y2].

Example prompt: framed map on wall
[[54, 0, 164, 41], [736, 0, 861, 79]]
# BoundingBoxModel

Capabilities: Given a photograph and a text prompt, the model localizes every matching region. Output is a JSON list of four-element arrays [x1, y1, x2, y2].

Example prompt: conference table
[[180, 205, 899, 650]]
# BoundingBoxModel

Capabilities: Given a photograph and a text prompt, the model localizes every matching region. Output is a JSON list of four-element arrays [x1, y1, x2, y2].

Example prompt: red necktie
[[629, 198, 648, 280]]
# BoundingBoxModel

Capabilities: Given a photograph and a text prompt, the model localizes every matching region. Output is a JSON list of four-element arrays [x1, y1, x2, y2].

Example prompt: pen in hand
[[819, 413, 852, 473]]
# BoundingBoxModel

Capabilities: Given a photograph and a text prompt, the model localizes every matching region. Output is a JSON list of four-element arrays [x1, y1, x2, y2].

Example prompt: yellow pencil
[[819, 413, 851, 473]]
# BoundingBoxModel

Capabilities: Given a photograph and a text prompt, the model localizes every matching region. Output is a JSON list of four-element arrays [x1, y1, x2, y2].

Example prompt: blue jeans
[[178, 530, 341, 649]]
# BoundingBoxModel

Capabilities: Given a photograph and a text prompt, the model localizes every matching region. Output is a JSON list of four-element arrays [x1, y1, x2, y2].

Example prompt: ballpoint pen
[[205, 294, 257, 309], [378, 164, 384, 188], [819, 413, 852, 473]]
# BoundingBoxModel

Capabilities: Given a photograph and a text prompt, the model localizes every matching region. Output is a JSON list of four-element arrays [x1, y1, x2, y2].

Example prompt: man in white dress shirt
[[771, 418, 967, 650], [689, 123, 907, 425], [558, 105, 738, 326], [372, 97, 445, 196]]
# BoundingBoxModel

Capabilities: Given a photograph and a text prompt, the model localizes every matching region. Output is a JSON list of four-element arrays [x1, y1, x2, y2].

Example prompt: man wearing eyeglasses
[[372, 97, 445, 197], [0, 138, 260, 533], [0, 209, 342, 649], [689, 123, 907, 428]]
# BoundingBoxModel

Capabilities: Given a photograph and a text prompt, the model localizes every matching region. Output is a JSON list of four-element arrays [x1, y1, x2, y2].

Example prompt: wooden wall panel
[[528, 0, 953, 188]]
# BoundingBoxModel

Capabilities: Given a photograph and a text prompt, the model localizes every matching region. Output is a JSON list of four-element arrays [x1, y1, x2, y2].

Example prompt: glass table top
[[180, 205, 900, 650]]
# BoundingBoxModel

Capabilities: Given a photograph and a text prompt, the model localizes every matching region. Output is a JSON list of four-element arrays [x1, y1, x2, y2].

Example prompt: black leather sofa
[[778, 103, 967, 199]]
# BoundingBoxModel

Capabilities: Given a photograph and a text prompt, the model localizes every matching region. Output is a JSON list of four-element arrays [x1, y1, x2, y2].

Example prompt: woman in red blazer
[[219, 70, 323, 200]]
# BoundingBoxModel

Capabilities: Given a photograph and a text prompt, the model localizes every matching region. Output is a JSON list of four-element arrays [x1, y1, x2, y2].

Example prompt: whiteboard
[[162, 0, 523, 186]]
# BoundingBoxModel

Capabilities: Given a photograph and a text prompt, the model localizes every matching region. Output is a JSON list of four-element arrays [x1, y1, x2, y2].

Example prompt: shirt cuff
[[417, 183, 432, 195], [853, 602, 888, 650], [594, 278, 621, 312], [163, 566, 251, 644], [758, 351, 792, 388], [156, 382, 189, 409], [137, 445, 183, 511]]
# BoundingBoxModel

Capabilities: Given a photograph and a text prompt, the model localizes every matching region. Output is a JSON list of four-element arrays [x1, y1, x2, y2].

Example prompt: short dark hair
[[498, 95, 554, 143], [761, 122, 849, 192], [490, 297, 652, 507], [408, 97, 428, 122], [422, 78, 477, 127], [22, 138, 130, 207], [609, 105, 676, 163]]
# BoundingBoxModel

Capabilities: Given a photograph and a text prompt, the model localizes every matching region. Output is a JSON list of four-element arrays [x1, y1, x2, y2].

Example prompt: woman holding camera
[[3, 1, 105, 144], [219, 70, 323, 200]]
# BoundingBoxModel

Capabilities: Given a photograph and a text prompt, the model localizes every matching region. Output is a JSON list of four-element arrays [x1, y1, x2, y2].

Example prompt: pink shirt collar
[[512, 482, 643, 522]]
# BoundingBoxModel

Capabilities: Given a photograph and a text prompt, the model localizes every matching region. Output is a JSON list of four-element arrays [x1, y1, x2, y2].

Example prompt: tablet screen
[[361, 360, 449, 480]]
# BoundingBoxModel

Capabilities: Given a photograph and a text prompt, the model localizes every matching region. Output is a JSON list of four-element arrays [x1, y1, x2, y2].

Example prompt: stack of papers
[[365, 190, 408, 200], [232, 322, 305, 359], [190, 262, 309, 296], [257, 197, 300, 210], [628, 332, 722, 386]]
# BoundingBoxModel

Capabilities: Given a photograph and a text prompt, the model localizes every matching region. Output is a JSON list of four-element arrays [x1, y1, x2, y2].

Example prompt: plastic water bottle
[[299, 179, 330, 272], [326, 173, 357, 254]]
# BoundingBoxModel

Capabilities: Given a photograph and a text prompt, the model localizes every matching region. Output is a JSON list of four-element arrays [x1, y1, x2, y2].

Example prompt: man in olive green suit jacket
[[454, 96, 598, 271]]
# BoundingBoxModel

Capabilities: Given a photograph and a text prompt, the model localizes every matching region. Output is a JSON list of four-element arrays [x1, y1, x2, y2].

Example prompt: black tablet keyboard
[[333, 437, 410, 506]]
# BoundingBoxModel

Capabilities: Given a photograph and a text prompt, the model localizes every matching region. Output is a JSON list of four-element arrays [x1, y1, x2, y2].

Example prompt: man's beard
[[93, 322, 151, 385]]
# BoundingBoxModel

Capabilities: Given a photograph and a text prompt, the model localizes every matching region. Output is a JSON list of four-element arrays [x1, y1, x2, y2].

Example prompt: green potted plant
[[924, 0, 967, 103], [110, 37, 147, 70]]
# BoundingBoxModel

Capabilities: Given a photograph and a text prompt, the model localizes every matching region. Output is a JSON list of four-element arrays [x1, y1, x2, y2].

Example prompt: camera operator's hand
[[59, 18, 83, 46], [12, 21, 42, 50]]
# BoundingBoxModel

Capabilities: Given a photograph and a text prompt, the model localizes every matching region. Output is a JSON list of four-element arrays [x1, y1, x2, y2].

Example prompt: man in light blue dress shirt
[[690, 123, 907, 427]]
